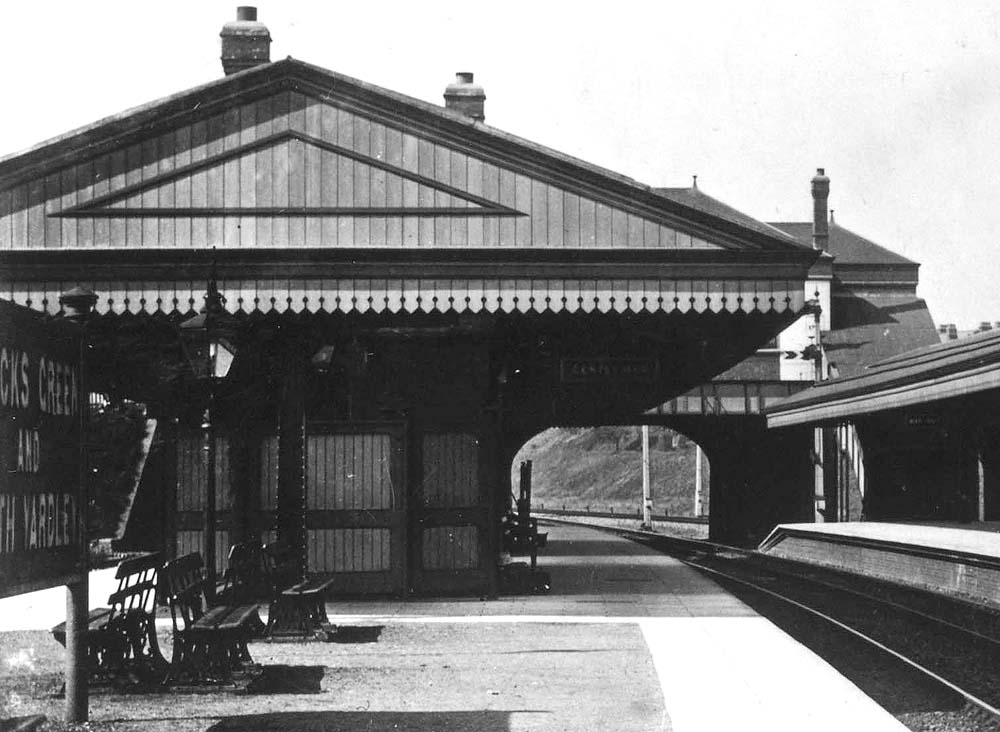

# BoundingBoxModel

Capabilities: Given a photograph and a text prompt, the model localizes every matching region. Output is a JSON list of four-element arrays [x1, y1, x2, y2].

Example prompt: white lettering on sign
[[1, 492, 75, 553], [16, 429, 40, 473], [38, 357, 78, 417], [0, 348, 30, 410]]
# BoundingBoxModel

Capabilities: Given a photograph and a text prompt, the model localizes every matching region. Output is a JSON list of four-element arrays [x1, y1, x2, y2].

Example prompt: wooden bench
[[51, 552, 167, 685], [262, 541, 335, 639], [157, 552, 263, 684]]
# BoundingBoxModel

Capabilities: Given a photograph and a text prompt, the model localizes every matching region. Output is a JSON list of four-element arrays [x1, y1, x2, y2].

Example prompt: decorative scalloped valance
[[9, 277, 804, 316]]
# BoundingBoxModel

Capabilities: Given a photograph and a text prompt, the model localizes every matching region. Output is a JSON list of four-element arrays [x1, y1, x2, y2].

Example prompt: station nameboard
[[0, 299, 84, 599], [560, 358, 661, 383]]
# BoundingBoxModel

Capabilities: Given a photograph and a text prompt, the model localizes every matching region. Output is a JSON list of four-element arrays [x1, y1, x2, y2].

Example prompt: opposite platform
[[759, 521, 1000, 608]]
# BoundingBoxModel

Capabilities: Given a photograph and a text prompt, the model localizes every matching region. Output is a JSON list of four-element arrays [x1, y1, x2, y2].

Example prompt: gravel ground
[[1, 622, 664, 732]]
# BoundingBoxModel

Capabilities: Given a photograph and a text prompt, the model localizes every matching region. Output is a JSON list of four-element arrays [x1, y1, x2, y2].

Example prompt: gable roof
[[768, 220, 917, 266], [655, 186, 798, 245], [0, 58, 808, 254]]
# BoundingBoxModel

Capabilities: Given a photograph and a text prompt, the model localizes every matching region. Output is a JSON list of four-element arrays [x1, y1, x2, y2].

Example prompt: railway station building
[[0, 9, 826, 596]]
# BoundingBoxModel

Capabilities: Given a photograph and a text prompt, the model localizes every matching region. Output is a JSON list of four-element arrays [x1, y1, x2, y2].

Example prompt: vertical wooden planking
[[206, 114, 226, 248], [190, 121, 209, 248], [140, 139, 159, 247], [287, 93, 306, 247], [432, 145, 451, 246], [611, 208, 628, 248], [370, 123, 387, 246], [547, 185, 564, 247], [173, 129, 192, 249], [27, 178, 46, 249], [353, 116, 371, 246], [660, 225, 677, 248], [255, 97, 274, 246], [529, 179, 547, 247], [288, 138, 306, 246], [466, 157, 484, 246], [270, 92, 290, 247], [337, 109, 355, 245], [319, 103, 338, 246], [627, 214, 643, 249], [93, 155, 111, 248], [75, 161, 95, 247], [123, 145, 143, 247], [414, 140, 433, 245], [644, 219, 660, 249], [43, 172, 61, 249], [479, 162, 498, 246], [562, 191, 580, 248], [401, 133, 419, 245], [304, 99, 323, 246], [0, 188, 10, 250], [59, 167, 77, 249], [385, 126, 403, 246], [10, 185, 27, 248], [450, 150, 468, 246], [238, 104, 257, 248], [222, 107, 241, 248], [594, 202, 612, 247], [514, 174, 531, 247], [157, 133, 176, 246]]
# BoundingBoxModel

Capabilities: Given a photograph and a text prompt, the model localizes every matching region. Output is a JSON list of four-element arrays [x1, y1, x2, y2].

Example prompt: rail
[[535, 507, 708, 524]]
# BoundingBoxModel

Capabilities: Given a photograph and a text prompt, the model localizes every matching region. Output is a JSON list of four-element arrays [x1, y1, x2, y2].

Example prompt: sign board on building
[[560, 358, 660, 383], [0, 299, 84, 599]]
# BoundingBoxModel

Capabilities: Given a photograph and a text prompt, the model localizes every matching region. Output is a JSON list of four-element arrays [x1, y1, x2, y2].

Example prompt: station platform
[[759, 521, 1000, 609], [0, 523, 908, 731]]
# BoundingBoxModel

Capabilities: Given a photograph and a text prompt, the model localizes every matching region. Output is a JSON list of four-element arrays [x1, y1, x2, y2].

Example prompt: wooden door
[[413, 429, 490, 595], [304, 426, 405, 595]]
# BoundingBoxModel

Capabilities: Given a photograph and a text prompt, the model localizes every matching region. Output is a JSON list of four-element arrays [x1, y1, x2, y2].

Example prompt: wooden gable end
[[0, 88, 723, 252]]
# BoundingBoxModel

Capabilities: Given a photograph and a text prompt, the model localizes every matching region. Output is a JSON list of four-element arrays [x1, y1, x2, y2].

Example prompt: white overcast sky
[[4, 1, 1000, 329]]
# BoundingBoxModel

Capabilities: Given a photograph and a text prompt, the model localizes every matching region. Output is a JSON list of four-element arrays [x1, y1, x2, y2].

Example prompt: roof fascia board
[[3, 247, 816, 282], [767, 362, 1000, 428]]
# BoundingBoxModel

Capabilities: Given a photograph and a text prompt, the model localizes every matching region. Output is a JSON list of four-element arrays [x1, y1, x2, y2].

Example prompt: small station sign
[[0, 299, 84, 599]]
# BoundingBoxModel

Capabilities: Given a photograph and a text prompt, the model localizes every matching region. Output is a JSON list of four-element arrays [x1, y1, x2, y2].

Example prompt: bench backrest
[[263, 540, 301, 592], [218, 541, 271, 603], [107, 552, 162, 618], [158, 552, 210, 633]]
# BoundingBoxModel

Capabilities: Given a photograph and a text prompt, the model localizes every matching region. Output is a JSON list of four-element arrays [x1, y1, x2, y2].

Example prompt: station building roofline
[[768, 220, 918, 268], [765, 327, 1000, 427], [0, 57, 807, 255]]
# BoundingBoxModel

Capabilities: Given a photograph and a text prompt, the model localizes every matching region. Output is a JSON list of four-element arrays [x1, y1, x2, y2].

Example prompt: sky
[[3, 1, 1000, 329]]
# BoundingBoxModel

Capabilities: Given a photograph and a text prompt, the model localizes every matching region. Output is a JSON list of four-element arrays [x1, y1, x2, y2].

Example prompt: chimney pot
[[444, 71, 486, 122], [811, 168, 831, 251], [220, 6, 271, 76]]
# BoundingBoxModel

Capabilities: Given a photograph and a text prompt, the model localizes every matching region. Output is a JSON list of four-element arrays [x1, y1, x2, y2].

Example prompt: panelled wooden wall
[[175, 433, 231, 575], [420, 433, 481, 571], [305, 433, 396, 575], [0, 90, 715, 252]]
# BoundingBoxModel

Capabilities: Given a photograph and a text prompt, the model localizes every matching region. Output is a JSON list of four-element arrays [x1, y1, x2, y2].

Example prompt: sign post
[[0, 298, 88, 722]]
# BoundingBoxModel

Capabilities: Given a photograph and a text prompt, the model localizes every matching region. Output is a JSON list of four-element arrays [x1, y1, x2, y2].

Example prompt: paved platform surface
[[0, 523, 908, 731], [765, 520, 1000, 557]]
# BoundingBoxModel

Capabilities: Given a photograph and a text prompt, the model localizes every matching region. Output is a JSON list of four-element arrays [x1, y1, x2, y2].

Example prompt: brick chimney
[[220, 7, 271, 76], [444, 72, 486, 122], [811, 168, 830, 251]]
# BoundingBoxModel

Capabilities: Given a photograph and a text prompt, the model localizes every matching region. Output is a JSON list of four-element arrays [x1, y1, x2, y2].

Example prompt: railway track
[[560, 519, 1000, 731]]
